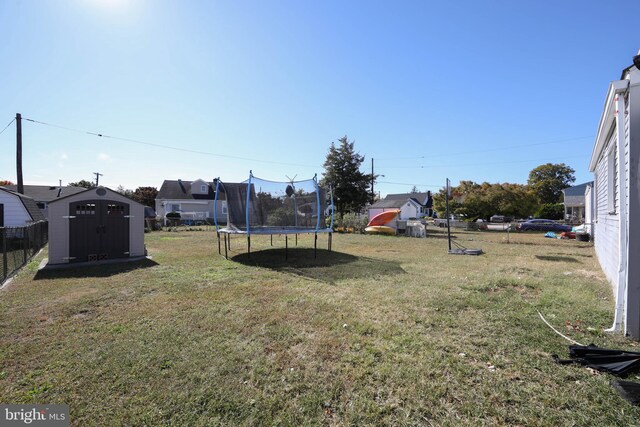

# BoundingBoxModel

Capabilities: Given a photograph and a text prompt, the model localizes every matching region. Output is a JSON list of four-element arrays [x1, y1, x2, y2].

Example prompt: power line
[[375, 154, 590, 170], [375, 135, 594, 162], [0, 118, 15, 136], [378, 180, 442, 188], [22, 117, 320, 169]]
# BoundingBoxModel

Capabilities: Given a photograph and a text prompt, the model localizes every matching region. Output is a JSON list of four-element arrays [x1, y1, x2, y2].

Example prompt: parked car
[[518, 219, 572, 232], [490, 214, 513, 223]]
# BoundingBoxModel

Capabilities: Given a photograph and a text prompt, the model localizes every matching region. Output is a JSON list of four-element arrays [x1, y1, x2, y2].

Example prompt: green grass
[[1, 228, 639, 426]]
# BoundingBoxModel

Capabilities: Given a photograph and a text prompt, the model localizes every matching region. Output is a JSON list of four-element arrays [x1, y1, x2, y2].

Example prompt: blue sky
[[1, 0, 639, 195]]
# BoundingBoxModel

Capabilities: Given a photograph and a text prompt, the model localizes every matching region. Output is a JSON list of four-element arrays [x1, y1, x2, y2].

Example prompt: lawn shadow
[[231, 248, 405, 283], [535, 255, 581, 263], [34, 258, 159, 280]]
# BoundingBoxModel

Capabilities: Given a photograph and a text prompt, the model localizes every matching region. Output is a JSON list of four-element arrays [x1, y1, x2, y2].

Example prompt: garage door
[[69, 200, 130, 262]]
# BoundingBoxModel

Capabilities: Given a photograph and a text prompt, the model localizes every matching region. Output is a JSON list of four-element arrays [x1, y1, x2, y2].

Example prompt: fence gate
[[69, 200, 130, 262]]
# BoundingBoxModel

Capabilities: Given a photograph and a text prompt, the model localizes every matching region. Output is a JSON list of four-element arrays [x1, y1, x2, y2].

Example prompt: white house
[[155, 179, 227, 224], [368, 192, 433, 221], [0, 187, 46, 227], [588, 51, 640, 338]]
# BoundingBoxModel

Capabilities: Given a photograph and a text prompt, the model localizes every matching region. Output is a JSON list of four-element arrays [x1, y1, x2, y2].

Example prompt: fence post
[[23, 226, 28, 266], [2, 228, 7, 282]]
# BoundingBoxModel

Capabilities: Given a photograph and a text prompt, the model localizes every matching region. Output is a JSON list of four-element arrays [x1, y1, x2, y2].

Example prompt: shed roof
[[4, 185, 86, 203], [157, 180, 215, 200], [48, 186, 144, 206], [0, 187, 46, 222]]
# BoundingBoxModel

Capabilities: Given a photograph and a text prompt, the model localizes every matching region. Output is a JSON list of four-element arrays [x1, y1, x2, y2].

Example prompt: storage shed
[[48, 187, 145, 265]]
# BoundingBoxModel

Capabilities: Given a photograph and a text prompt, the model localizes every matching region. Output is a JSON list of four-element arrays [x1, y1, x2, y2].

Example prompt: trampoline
[[214, 172, 334, 258]]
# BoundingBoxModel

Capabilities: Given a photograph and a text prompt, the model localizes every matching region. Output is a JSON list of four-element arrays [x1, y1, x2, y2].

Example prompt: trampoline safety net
[[214, 173, 333, 235]]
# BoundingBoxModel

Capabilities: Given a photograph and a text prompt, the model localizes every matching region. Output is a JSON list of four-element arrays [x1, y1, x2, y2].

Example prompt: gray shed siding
[[48, 188, 145, 265]]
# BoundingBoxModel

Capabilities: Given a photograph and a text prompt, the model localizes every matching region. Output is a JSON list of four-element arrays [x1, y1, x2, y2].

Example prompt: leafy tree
[[69, 179, 96, 189], [0, 180, 15, 186], [116, 185, 134, 198], [535, 203, 565, 220], [321, 136, 371, 216], [527, 163, 575, 204], [433, 181, 538, 220], [132, 186, 158, 207]]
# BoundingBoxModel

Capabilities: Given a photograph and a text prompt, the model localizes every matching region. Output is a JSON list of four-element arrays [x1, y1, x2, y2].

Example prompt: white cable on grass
[[537, 310, 585, 347]]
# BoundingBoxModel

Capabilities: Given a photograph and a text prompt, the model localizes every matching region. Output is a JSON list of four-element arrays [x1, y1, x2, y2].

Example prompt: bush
[[341, 213, 369, 233], [535, 203, 564, 220], [166, 212, 181, 219]]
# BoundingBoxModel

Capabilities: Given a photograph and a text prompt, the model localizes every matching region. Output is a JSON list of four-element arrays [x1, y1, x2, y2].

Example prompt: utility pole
[[371, 158, 375, 204], [16, 113, 23, 194], [94, 172, 103, 187]]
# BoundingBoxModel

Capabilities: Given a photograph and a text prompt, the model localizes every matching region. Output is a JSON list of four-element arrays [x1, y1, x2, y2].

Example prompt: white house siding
[[0, 193, 31, 226], [584, 184, 593, 233], [400, 201, 419, 220], [594, 133, 620, 293]]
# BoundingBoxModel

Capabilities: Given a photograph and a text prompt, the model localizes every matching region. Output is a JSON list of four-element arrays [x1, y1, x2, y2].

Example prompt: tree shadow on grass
[[34, 258, 159, 280], [535, 255, 581, 263], [231, 248, 405, 284]]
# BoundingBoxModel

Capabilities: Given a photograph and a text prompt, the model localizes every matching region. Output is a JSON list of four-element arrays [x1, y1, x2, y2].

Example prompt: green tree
[[132, 186, 158, 207], [535, 203, 565, 220], [320, 136, 371, 216], [527, 163, 575, 204], [116, 185, 134, 198], [434, 181, 538, 220], [68, 179, 96, 189]]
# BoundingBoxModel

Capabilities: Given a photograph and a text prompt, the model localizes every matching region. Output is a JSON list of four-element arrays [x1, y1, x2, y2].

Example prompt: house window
[[169, 203, 180, 213], [222, 201, 228, 215], [607, 145, 617, 214], [201, 185, 207, 193]]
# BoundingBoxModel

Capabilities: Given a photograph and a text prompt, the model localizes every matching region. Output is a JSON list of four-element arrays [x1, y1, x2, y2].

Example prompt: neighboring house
[[155, 179, 227, 224], [562, 181, 593, 223], [0, 187, 46, 227], [588, 51, 640, 338], [368, 192, 433, 221], [4, 185, 85, 218]]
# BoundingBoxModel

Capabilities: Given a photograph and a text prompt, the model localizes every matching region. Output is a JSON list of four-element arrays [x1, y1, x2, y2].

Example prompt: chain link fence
[[1, 221, 48, 284]]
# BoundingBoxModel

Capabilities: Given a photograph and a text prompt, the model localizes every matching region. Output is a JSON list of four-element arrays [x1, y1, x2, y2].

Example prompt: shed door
[[69, 200, 130, 262]]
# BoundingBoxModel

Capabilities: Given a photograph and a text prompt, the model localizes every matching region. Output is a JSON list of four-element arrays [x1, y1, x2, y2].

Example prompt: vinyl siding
[[0, 192, 32, 226], [594, 131, 620, 292]]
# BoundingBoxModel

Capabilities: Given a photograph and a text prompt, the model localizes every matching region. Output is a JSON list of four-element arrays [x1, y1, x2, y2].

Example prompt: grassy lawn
[[1, 228, 639, 425]]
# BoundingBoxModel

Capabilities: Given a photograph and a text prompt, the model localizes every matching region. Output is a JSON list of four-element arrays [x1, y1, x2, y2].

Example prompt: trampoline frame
[[214, 171, 334, 259]]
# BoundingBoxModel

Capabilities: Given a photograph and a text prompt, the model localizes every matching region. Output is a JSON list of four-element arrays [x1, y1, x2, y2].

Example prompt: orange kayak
[[367, 209, 400, 227]]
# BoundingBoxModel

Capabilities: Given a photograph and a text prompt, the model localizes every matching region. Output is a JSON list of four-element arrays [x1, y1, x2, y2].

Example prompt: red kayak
[[367, 210, 400, 227]]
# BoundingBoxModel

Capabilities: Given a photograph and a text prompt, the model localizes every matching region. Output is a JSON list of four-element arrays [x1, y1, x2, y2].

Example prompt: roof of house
[[4, 185, 86, 203], [157, 180, 215, 200], [369, 192, 432, 210], [0, 187, 46, 222], [562, 182, 593, 197]]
